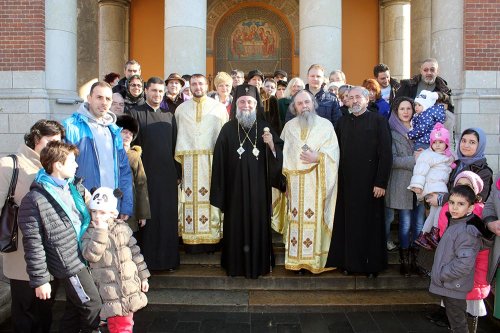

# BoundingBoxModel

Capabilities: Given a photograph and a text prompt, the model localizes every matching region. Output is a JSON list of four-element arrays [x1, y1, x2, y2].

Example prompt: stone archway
[[214, 6, 293, 76]]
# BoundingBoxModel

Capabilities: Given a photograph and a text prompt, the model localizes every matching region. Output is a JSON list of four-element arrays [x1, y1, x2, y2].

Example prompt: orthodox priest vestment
[[279, 116, 339, 273], [175, 97, 228, 251]]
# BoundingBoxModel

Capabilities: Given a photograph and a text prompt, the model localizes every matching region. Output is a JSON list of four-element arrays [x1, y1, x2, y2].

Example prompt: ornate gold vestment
[[175, 97, 228, 245], [277, 115, 340, 273]]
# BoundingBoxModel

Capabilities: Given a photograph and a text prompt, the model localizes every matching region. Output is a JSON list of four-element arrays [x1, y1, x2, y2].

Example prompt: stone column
[[98, 0, 130, 81], [78, 0, 99, 96], [379, 0, 411, 80], [45, 0, 80, 118], [164, 0, 206, 76], [431, 0, 463, 90], [299, 0, 341, 79], [410, 0, 431, 75]]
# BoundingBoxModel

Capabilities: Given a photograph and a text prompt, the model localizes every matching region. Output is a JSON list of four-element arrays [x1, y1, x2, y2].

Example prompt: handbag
[[0, 155, 19, 253]]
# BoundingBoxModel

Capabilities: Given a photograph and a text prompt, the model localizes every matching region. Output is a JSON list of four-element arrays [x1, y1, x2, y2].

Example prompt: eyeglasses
[[129, 84, 142, 88], [112, 102, 125, 107]]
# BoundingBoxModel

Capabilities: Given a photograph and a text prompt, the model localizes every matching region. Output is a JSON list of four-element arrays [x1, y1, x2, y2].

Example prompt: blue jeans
[[398, 200, 425, 249], [385, 207, 395, 242]]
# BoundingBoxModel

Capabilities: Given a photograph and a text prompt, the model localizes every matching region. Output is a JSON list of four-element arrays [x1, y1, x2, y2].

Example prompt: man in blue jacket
[[63, 81, 133, 219], [285, 64, 341, 127]]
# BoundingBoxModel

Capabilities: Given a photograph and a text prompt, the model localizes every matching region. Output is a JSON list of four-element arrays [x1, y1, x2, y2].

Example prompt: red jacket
[[438, 203, 490, 300]]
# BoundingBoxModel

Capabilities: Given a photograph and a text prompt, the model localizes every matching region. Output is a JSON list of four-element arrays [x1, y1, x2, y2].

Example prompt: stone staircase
[[145, 237, 440, 313]]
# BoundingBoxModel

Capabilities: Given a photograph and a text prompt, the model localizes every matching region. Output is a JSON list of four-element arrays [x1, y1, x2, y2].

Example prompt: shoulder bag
[[0, 155, 19, 253]]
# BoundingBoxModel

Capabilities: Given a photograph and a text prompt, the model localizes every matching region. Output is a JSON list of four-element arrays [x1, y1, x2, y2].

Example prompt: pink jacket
[[438, 203, 490, 300]]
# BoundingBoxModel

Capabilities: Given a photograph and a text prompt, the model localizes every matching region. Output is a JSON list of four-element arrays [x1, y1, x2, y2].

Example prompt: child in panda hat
[[82, 187, 150, 333]]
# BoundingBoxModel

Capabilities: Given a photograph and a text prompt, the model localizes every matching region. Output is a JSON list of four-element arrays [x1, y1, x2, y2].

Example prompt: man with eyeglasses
[[395, 58, 453, 112], [110, 93, 125, 115]]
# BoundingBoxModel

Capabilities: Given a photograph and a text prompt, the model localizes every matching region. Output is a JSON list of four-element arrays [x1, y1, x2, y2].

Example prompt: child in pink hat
[[408, 123, 456, 249]]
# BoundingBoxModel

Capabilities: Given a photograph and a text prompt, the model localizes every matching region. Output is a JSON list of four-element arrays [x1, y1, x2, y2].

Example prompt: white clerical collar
[[146, 102, 161, 112]]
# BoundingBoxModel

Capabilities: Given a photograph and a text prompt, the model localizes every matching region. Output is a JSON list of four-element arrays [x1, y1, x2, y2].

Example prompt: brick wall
[[0, 0, 45, 71], [464, 0, 500, 71]]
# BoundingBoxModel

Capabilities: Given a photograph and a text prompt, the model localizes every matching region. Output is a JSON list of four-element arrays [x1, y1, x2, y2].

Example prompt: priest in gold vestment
[[175, 74, 229, 252], [279, 90, 340, 274]]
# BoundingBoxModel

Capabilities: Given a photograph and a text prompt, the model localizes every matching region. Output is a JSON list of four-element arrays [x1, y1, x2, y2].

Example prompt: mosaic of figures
[[230, 20, 279, 60]]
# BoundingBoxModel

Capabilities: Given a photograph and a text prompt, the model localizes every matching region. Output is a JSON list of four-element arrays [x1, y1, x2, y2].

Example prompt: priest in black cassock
[[210, 87, 284, 279], [126, 76, 181, 271], [327, 86, 392, 278]]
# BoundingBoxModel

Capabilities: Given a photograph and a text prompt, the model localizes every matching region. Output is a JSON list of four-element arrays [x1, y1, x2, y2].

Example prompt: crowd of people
[[0, 57, 499, 333]]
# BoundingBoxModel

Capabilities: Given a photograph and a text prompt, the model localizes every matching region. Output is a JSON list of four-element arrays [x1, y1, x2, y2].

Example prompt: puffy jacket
[[82, 218, 150, 319], [408, 148, 454, 197], [407, 104, 446, 145], [18, 180, 87, 288], [430, 213, 492, 299], [63, 106, 133, 216], [285, 84, 342, 127], [437, 203, 490, 300], [395, 74, 454, 112]]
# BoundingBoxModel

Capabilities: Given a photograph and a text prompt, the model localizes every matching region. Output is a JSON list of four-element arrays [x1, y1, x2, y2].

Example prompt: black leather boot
[[399, 248, 410, 277]]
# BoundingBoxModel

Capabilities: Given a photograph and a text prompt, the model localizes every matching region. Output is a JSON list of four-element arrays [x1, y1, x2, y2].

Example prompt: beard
[[349, 103, 364, 114], [236, 107, 257, 129], [297, 107, 316, 130], [423, 76, 436, 85]]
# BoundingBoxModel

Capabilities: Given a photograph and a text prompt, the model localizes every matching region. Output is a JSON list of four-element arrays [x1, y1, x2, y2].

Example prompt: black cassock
[[210, 119, 283, 279], [327, 111, 392, 273], [127, 104, 181, 270]]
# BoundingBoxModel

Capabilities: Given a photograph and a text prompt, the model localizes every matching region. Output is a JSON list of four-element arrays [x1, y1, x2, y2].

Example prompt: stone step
[[143, 289, 440, 313], [149, 264, 430, 291], [179, 247, 403, 266]]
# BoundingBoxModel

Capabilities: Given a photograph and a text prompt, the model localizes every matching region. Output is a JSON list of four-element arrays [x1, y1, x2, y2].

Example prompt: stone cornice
[[97, 0, 131, 7]]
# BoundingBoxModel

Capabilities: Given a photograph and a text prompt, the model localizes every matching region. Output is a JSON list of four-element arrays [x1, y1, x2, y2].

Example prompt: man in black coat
[[373, 63, 400, 105], [395, 58, 454, 111]]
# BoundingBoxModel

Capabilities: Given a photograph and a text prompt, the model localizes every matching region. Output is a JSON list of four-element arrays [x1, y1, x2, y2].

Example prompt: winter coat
[[438, 203, 490, 300], [285, 84, 342, 127], [126, 146, 150, 232], [430, 213, 492, 299], [375, 98, 390, 119], [388, 78, 401, 105], [63, 103, 133, 216], [407, 104, 446, 146], [408, 148, 454, 197], [482, 174, 500, 283], [0, 145, 41, 280], [112, 77, 127, 98], [18, 180, 87, 288], [395, 74, 454, 112], [82, 218, 150, 319], [385, 130, 416, 210]]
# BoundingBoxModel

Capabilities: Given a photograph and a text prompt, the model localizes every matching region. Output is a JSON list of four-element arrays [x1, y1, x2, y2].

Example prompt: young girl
[[407, 90, 446, 151], [435, 171, 490, 332], [82, 187, 150, 333], [408, 123, 455, 249], [429, 185, 493, 333]]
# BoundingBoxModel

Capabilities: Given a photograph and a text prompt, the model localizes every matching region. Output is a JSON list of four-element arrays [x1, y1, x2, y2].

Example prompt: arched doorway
[[214, 6, 293, 77]]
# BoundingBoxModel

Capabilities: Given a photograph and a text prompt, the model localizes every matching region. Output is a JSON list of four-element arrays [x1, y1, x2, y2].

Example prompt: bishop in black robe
[[327, 90, 392, 275], [127, 103, 181, 270], [210, 117, 283, 279]]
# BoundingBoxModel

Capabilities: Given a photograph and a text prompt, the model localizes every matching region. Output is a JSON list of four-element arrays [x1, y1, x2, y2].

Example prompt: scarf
[[388, 111, 410, 137], [35, 169, 91, 245], [455, 127, 487, 174], [193, 95, 207, 123]]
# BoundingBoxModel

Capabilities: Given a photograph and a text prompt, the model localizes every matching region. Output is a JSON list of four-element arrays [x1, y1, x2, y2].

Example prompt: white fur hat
[[414, 90, 438, 111]]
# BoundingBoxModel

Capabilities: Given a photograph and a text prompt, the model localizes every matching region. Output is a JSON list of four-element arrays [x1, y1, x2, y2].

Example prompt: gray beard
[[349, 104, 364, 114], [298, 109, 316, 130], [236, 108, 257, 129]]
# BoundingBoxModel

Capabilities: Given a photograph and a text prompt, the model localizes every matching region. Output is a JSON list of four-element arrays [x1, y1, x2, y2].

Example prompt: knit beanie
[[89, 187, 121, 214], [453, 171, 484, 196], [430, 122, 450, 148], [414, 90, 438, 111]]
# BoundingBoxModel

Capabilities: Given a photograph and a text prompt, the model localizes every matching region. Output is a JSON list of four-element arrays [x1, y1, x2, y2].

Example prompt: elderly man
[[113, 59, 141, 98], [211, 86, 283, 278], [110, 92, 125, 115], [175, 74, 228, 253], [395, 58, 453, 111], [327, 86, 392, 278], [373, 63, 400, 104], [329, 70, 346, 86], [285, 64, 341, 127], [280, 89, 340, 274]]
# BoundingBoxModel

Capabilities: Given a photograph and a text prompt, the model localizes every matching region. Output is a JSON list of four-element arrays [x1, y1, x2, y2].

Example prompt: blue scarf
[[35, 169, 91, 245], [455, 127, 487, 174]]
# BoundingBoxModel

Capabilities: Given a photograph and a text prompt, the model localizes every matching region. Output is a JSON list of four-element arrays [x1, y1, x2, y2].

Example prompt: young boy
[[18, 141, 102, 332], [82, 186, 150, 333], [429, 185, 494, 333]]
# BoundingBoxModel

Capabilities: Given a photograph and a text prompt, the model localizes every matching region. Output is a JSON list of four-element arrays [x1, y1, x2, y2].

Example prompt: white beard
[[298, 108, 316, 130]]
